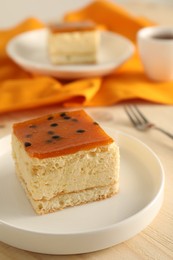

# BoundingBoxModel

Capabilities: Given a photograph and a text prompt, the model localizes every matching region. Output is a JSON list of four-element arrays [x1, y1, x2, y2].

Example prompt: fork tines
[[124, 105, 173, 139], [124, 105, 149, 127]]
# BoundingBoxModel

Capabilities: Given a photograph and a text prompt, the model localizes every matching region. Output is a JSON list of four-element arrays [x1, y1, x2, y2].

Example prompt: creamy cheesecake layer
[[12, 134, 119, 201], [48, 31, 99, 54]]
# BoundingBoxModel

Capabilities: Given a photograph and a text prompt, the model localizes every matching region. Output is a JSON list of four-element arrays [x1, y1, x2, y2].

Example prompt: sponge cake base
[[16, 166, 119, 214]]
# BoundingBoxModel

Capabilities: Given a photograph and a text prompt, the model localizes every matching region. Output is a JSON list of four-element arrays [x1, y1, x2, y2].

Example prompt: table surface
[[0, 1, 173, 259]]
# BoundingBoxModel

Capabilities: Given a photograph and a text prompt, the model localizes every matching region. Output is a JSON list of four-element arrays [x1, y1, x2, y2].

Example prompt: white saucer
[[6, 29, 134, 79], [0, 129, 164, 254]]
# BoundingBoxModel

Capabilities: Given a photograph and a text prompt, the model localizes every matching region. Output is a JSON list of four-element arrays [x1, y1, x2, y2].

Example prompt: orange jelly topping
[[13, 110, 114, 159], [49, 21, 97, 33]]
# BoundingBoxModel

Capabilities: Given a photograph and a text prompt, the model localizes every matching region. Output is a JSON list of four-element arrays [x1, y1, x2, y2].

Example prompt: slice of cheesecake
[[47, 21, 100, 64], [12, 110, 120, 214]]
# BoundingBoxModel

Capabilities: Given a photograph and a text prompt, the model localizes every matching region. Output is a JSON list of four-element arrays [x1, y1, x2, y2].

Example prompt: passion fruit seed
[[50, 123, 58, 127], [47, 116, 54, 120], [24, 142, 31, 147], [60, 112, 66, 117], [52, 135, 61, 139], [76, 129, 85, 133]]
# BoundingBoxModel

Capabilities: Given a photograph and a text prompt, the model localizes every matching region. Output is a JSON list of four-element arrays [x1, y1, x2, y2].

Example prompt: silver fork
[[124, 105, 173, 140]]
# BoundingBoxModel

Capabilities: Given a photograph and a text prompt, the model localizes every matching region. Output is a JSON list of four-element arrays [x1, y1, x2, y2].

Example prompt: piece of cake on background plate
[[12, 110, 120, 215], [47, 21, 100, 64]]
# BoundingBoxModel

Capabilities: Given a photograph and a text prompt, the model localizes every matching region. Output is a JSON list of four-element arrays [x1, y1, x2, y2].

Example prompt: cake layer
[[49, 52, 97, 64], [12, 134, 119, 200], [17, 171, 119, 215]]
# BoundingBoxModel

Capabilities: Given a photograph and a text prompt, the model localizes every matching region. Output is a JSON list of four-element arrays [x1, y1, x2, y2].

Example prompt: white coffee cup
[[137, 26, 173, 81]]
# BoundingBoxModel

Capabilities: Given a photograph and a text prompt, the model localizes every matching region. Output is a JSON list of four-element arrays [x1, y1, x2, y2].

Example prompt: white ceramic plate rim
[[6, 29, 134, 78], [0, 129, 164, 254]]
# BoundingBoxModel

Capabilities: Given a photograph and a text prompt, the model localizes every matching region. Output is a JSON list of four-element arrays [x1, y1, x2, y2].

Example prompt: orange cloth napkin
[[0, 0, 173, 114]]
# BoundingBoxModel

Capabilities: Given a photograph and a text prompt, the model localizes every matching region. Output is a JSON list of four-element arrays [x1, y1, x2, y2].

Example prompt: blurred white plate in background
[[6, 29, 134, 79]]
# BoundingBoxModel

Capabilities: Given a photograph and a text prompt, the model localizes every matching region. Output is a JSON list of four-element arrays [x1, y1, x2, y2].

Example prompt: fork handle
[[153, 126, 173, 140]]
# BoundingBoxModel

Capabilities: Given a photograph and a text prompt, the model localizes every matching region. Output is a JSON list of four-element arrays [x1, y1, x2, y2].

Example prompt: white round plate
[[6, 29, 134, 79], [0, 129, 164, 255]]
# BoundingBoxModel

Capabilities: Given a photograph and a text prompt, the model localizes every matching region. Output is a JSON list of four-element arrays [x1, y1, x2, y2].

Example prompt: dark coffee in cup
[[152, 33, 173, 40]]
